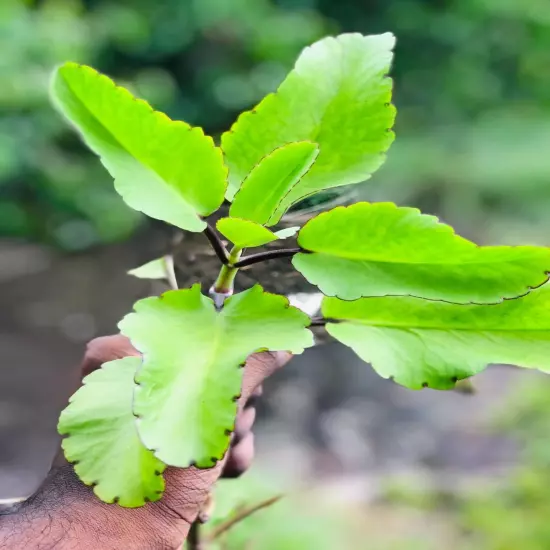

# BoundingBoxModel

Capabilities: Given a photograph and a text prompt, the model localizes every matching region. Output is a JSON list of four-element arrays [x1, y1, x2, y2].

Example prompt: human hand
[[0, 335, 290, 550]]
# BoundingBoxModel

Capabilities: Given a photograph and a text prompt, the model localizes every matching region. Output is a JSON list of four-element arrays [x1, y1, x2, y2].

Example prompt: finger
[[234, 406, 256, 443], [251, 385, 263, 398], [81, 335, 139, 377], [245, 385, 263, 409], [239, 351, 291, 403], [221, 433, 255, 479]]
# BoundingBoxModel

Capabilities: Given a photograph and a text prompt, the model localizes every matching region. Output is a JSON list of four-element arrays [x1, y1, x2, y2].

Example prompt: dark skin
[[0, 335, 290, 549]]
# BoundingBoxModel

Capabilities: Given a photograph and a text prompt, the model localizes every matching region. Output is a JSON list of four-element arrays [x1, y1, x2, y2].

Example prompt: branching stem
[[210, 247, 243, 307], [233, 248, 302, 268]]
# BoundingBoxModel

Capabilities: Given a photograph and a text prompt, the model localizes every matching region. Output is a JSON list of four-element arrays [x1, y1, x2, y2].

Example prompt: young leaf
[[274, 226, 300, 239], [119, 285, 313, 467], [58, 357, 165, 507], [229, 142, 319, 226], [217, 218, 278, 248], [293, 202, 550, 303], [322, 285, 550, 390], [51, 63, 227, 232], [222, 33, 395, 216], [128, 257, 169, 280]]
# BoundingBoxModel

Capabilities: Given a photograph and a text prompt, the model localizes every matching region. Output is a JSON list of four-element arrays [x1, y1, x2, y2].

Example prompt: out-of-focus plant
[[362, 0, 550, 243], [0, 0, 330, 249], [380, 374, 550, 550], [0, 0, 137, 248], [3, 0, 550, 249], [458, 375, 550, 550], [204, 473, 353, 549]]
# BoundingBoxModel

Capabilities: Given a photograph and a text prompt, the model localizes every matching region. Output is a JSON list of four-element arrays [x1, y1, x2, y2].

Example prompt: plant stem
[[187, 522, 203, 550], [210, 247, 242, 307], [309, 317, 340, 326], [204, 223, 229, 265], [233, 248, 302, 268], [207, 494, 283, 542]]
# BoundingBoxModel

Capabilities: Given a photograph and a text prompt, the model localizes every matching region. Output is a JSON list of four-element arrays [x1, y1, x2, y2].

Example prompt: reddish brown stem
[[204, 223, 229, 265], [233, 248, 301, 268]]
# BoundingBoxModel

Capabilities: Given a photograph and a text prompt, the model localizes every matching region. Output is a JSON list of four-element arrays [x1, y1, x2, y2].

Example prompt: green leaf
[[217, 217, 278, 248], [119, 285, 313, 467], [222, 33, 395, 216], [323, 285, 550, 390], [274, 226, 300, 239], [51, 63, 227, 232], [58, 357, 165, 507], [128, 257, 168, 280], [293, 202, 550, 303], [229, 142, 319, 226]]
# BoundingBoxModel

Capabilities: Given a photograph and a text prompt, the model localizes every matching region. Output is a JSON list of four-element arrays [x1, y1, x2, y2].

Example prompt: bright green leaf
[[58, 357, 165, 507], [222, 33, 395, 218], [323, 285, 550, 390], [51, 63, 227, 232], [119, 285, 313, 467], [229, 142, 319, 226], [217, 217, 278, 248], [293, 202, 550, 303], [274, 226, 300, 239], [128, 257, 168, 280]]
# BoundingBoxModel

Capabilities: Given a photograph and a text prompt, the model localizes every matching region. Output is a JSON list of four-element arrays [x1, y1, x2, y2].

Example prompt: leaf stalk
[[233, 248, 302, 268], [204, 223, 229, 265], [210, 247, 243, 306]]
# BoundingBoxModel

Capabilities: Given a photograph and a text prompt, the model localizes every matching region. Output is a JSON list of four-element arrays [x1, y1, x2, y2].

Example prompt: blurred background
[[2, 0, 550, 548]]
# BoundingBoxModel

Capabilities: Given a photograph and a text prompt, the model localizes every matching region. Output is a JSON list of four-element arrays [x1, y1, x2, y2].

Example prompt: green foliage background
[[377, 375, 550, 550], [3, 0, 550, 249]]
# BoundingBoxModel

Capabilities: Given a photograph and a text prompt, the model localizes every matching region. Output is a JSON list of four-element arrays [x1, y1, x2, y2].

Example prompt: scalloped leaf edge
[[222, 33, 396, 207], [294, 201, 550, 304], [51, 63, 228, 232]]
